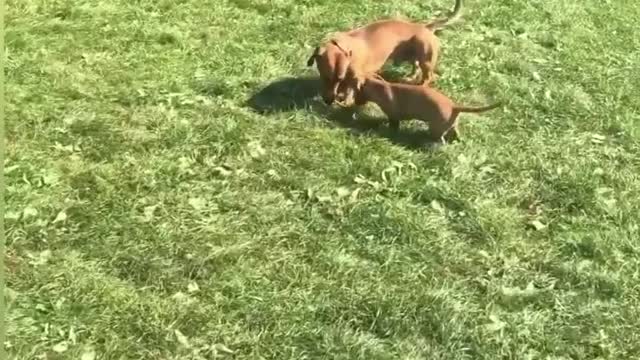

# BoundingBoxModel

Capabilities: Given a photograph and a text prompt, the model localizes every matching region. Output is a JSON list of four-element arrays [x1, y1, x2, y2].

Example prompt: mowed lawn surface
[[5, 0, 640, 358]]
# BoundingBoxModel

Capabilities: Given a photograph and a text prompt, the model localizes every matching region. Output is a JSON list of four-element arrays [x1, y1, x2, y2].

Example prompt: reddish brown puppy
[[307, 0, 463, 105], [351, 75, 501, 143]]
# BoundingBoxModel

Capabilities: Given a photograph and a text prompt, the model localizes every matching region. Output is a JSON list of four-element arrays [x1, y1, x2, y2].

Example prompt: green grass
[[5, 0, 640, 358]]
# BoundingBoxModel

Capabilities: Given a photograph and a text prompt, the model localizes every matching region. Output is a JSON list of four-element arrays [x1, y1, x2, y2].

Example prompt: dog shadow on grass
[[246, 75, 439, 151], [246, 76, 320, 114]]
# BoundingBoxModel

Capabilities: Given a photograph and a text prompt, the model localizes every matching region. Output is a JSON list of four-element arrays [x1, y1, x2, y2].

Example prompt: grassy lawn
[[5, 0, 640, 358]]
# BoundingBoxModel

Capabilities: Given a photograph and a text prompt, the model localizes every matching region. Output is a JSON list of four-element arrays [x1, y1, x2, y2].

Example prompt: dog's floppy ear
[[330, 39, 352, 58], [307, 46, 324, 66]]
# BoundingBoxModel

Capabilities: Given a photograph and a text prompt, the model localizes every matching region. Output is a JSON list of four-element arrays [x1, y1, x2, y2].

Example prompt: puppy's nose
[[323, 98, 334, 105]]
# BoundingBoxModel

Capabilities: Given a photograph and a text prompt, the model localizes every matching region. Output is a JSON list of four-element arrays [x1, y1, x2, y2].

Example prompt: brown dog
[[351, 75, 501, 142], [307, 0, 463, 105]]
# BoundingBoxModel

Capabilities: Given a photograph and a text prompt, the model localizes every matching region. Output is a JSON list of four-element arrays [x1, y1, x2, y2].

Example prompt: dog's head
[[336, 70, 368, 106], [307, 38, 354, 105]]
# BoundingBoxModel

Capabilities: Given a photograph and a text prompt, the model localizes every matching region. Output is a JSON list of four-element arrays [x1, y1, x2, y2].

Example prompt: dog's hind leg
[[442, 112, 461, 143], [414, 34, 440, 85], [408, 61, 420, 82], [418, 53, 437, 85], [444, 126, 460, 142]]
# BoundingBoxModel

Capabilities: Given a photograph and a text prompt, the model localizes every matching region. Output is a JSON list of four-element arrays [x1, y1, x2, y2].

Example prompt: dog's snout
[[323, 97, 334, 105]]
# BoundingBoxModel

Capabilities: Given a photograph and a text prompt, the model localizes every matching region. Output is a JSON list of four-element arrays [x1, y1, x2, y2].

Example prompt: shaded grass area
[[5, 0, 640, 358]]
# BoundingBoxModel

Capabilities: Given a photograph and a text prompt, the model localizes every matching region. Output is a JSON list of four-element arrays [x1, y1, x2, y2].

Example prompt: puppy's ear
[[306, 49, 318, 66], [307, 46, 324, 66]]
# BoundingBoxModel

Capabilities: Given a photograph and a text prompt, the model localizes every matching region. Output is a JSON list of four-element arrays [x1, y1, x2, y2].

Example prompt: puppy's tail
[[425, 0, 463, 31], [453, 102, 502, 114]]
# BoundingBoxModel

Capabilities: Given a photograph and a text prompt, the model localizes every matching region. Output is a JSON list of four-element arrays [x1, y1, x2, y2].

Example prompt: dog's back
[[362, 78, 453, 121], [347, 20, 432, 69]]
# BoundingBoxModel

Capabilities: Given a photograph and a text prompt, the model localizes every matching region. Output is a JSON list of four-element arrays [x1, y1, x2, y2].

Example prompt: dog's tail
[[453, 102, 502, 114], [425, 0, 463, 31]]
